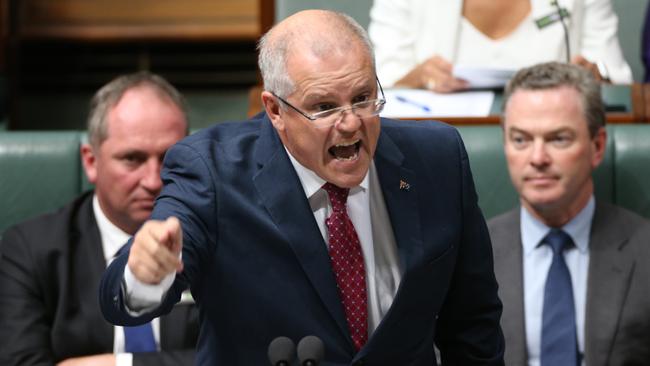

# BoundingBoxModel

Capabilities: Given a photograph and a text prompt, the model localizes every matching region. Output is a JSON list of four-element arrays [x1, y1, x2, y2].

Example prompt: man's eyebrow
[[542, 127, 575, 136], [115, 149, 147, 158], [508, 126, 575, 136], [508, 127, 529, 135], [302, 92, 334, 105], [302, 83, 375, 104]]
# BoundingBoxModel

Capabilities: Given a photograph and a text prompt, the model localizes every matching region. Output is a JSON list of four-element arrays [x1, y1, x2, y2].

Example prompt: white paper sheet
[[381, 89, 495, 118], [453, 65, 517, 89]]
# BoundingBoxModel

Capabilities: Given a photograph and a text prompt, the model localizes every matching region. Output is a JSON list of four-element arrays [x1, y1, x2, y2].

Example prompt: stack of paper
[[453, 65, 517, 89], [381, 89, 495, 118]]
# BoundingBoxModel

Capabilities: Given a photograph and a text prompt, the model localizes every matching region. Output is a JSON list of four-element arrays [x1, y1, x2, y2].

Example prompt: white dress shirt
[[521, 196, 594, 366], [124, 150, 403, 335], [286, 151, 402, 333], [93, 195, 161, 366]]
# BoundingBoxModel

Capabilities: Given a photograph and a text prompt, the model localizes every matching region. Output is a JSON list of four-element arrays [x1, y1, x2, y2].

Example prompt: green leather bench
[[0, 132, 94, 235], [459, 125, 650, 219], [1, 125, 649, 235]]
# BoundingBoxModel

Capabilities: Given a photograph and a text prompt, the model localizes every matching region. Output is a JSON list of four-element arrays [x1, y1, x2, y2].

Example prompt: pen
[[395, 95, 431, 112]]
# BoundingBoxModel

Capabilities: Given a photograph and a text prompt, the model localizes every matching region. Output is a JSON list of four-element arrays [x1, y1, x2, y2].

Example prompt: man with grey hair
[[490, 61, 650, 366], [0, 72, 198, 366], [100, 10, 504, 365]]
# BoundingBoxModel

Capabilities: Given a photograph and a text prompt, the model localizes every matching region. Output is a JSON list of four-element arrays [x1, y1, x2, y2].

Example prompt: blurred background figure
[[369, 0, 632, 92], [490, 62, 650, 365], [0, 72, 199, 366]]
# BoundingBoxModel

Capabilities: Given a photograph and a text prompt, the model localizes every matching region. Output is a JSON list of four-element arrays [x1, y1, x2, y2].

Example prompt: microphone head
[[268, 336, 296, 366], [297, 335, 325, 366]]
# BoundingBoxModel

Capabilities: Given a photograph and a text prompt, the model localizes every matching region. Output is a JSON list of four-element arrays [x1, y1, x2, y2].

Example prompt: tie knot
[[543, 229, 574, 255], [323, 182, 350, 212]]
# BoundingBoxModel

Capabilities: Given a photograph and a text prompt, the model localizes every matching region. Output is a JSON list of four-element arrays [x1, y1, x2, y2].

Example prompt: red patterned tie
[[323, 182, 368, 351]]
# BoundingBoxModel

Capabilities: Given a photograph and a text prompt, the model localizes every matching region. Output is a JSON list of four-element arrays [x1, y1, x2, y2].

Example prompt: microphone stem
[[553, 0, 571, 62]]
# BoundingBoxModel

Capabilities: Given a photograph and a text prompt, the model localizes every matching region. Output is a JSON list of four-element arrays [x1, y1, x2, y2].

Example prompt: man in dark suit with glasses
[[100, 10, 504, 365]]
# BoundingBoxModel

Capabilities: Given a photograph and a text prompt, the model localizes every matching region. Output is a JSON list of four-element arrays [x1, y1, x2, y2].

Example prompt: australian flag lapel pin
[[399, 179, 410, 191]]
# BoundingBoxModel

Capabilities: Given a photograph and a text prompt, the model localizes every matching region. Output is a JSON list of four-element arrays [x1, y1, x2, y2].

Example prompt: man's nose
[[530, 140, 551, 167], [334, 109, 362, 132], [141, 160, 163, 192]]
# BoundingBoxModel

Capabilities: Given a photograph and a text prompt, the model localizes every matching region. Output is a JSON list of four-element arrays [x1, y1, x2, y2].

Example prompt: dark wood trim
[[260, 0, 275, 35], [0, 0, 7, 71], [642, 83, 650, 123], [630, 83, 646, 122], [14, 0, 266, 42]]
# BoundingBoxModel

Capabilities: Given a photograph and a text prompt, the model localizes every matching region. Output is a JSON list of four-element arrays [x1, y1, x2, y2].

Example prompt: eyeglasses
[[272, 78, 386, 128]]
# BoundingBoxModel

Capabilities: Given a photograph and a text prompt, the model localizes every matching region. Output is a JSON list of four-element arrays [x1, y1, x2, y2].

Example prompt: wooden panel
[[17, 0, 262, 41], [0, 0, 7, 70]]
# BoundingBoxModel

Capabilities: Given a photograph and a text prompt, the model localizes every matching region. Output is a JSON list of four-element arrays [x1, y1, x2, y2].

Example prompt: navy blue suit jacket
[[100, 114, 504, 365]]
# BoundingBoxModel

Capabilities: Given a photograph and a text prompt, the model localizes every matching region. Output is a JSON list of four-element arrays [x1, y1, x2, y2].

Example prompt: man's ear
[[261, 91, 285, 131], [80, 143, 98, 184], [591, 127, 607, 168]]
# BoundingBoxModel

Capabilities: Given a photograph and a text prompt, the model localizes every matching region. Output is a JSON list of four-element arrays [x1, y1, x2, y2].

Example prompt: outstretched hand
[[127, 217, 184, 284]]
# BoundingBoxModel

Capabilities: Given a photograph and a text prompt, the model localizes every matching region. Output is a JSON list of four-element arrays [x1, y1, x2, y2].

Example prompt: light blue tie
[[124, 322, 156, 353], [541, 229, 579, 366]]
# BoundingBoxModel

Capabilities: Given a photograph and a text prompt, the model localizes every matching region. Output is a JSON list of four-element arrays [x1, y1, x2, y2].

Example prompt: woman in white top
[[368, 0, 632, 92]]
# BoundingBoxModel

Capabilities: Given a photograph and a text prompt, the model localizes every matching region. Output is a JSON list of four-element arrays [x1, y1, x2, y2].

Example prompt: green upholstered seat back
[[610, 125, 650, 218], [458, 126, 518, 219], [0, 132, 84, 234], [0, 125, 648, 235], [459, 124, 643, 220]]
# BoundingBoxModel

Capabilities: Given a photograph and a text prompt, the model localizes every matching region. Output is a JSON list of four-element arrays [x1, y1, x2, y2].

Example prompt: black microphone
[[297, 335, 325, 366], [268, 336, 296, 366], [551, 0, 571, 63]]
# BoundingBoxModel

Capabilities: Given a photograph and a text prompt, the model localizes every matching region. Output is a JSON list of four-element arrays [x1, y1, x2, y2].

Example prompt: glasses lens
[[355, 99, 385, 116], [312, 99, 385, 128]]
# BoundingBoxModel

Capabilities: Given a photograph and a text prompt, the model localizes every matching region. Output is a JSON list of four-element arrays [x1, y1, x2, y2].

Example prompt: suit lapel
[[71, 193, 113, 349], [373, 129, 423, 274], [584, 204, 636, 366], [252, 118, 350, 342], [491, 209, 528, 365]]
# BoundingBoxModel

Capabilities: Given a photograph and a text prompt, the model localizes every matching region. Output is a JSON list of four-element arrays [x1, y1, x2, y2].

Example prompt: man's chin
[[130, 206, 154, 221], [325, 159, 370, 188], [523, 193, 565, 213]]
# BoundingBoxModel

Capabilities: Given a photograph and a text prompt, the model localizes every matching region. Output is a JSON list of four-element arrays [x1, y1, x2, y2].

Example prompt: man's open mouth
[[329, 139, 360, 161]]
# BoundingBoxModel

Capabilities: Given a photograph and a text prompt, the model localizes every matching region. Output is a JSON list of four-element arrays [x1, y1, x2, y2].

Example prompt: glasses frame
[[271, 77, 386, 125]]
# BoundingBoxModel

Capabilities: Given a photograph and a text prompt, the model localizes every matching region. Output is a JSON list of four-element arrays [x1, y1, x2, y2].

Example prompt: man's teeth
[[336, 151, 358, 161], [330, 140, 360, 160], [335, 140, 359, 148]]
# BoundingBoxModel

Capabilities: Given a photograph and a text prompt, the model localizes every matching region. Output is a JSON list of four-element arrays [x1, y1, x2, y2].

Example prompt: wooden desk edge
[[248, 84, 650, 124]]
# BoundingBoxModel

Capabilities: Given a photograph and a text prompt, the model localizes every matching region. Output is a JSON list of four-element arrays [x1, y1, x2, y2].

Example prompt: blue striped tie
[[124, 322, 156, 353], [541, 229, 579, 366]]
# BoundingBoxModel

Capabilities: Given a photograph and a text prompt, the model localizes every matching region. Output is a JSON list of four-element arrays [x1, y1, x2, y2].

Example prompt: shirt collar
[[284, 146, 369, 199], [521, 195, 595, 256], [93, 194, 132, 263]]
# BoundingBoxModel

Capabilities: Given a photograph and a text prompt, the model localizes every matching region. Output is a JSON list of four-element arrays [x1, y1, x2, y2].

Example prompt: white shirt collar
[[521, 195, 595, 256], [93, 194, 131, 263], [284, 147, 370, 198]]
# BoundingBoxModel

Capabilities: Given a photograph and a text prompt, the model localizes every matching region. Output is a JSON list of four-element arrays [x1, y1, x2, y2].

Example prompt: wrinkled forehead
[[287, 35, 373, 76]]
